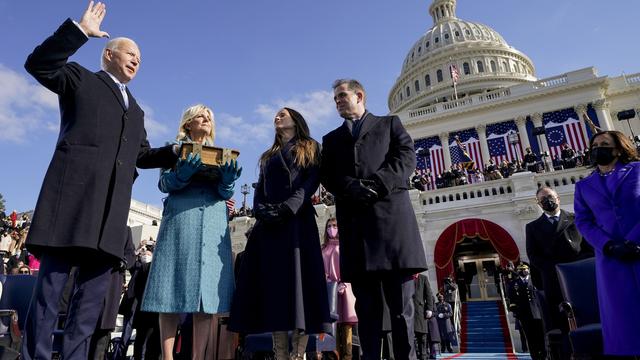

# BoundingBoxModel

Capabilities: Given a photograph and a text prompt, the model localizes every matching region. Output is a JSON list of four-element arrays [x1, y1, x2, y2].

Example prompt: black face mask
[[539, 195, 558, 212], [590, 147, 616, 166]]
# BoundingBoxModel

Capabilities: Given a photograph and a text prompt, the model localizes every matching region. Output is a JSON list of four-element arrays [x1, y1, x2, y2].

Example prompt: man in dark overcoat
[[526, 186, 593, 331], [412, 274, 440, 360], [21, 3, 177, 359], [320, 78, 428, 360]]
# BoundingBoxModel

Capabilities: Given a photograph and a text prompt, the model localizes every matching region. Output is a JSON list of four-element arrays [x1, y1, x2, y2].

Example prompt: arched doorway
[[434, 218, 520, 300]]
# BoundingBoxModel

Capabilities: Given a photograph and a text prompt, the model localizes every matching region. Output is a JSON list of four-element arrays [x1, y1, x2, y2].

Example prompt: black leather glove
[[346, 179, 379, 204], [254, 203, 292, 224], [604, 240, 640, 261]]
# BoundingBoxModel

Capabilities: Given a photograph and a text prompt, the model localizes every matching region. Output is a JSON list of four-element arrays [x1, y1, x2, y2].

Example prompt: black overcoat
[[413, 274, 441, 341], [24, 19, 177, 260], [525, 209, 593, 328], [229, 140, 332, 334], [320, 113, 427, 281]]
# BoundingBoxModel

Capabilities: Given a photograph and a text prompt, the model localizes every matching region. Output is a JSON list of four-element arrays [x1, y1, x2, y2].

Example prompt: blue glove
[[176, 153, 202, 182], [219, 159, 242, 185]]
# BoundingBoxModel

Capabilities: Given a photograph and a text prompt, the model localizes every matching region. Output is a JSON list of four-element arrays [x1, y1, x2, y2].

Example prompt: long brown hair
[[589, 130, 639, 164], [259, 107, 318, 168]]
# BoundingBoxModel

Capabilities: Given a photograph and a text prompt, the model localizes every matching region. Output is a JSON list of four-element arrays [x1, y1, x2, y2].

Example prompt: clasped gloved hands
[[346, 178, 384, 204], [254, 202, 293, 224], [176, 153, 203, 182], [604, 240, 640, 261], [219, 159, 242, 186]]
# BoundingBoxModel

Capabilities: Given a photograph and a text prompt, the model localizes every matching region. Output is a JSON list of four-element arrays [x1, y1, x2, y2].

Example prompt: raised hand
[[78, 1, 110, 38], [219, 159, 242, 185]]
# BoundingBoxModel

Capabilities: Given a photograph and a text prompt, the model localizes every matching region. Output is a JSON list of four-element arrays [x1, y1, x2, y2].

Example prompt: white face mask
[[141, 254, 153, 264]]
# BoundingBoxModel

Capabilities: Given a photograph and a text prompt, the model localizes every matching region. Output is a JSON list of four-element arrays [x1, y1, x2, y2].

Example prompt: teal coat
[[142, 155, 235, 314]]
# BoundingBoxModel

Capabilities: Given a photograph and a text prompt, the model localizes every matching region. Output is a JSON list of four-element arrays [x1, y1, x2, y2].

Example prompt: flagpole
[[449, 57, 458, 100]]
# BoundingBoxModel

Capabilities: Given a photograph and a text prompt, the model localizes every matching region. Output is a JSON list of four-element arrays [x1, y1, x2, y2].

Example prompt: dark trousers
[[21, 250, 115, 360], [352, 274, 417, 360], [414, 332, 426, 360], [520, 316, 546, 360], [134, 325, 161, 360]]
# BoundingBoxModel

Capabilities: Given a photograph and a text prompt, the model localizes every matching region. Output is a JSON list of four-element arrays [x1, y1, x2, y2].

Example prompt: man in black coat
[[21, 3, 177, 359], [321, 79, 428, 360], [525, 186, 593, 331]]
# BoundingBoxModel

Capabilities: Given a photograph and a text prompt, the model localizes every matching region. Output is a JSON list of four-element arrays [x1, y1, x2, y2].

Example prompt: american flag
[[449, 129, 483, 169], [226, 199, 235, 216], [450, 64, 460, 84], [543, 108, 588, 159], [415, 136, 444, 182], [486, 120, 523, 163]]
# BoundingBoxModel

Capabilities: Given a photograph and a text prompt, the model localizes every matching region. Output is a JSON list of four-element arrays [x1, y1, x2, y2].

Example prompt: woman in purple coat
[[573, 130, 640, 356]]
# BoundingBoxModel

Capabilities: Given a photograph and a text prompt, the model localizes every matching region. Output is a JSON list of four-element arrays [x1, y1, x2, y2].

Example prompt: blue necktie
[[118, 83, 129, 108], [549, 216, 559, 224]]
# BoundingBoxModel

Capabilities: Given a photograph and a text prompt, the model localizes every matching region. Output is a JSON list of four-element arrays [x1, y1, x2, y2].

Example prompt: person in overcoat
[[141, 104, 241, 360], [229, 107, 332, 360], [573, 130, 640, 356], [526, 186, 593, 332], [321, 217, 357, 360], [21, 3, 178, 359], [412, 274, 440, 360], [435, 294, 454, 353], [320, 79, 427, 360], [507, 264, 545, 360]]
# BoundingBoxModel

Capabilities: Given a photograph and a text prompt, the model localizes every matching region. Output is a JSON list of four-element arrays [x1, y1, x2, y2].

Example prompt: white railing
[[625, 72, 640, 85], [478, 88, 511, 103], [533, 74, 567, 89], [453, 288, 462, 350], [442, 97, 473, 111], [498, 273, 517, 353]]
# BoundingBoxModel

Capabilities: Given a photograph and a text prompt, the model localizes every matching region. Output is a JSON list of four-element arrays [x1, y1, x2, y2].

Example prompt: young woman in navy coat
[[573, 130, 640, 356], [229, 107, 331, 359]]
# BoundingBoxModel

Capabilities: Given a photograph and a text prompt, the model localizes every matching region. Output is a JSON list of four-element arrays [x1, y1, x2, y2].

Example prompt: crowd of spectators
[[411, 145, 591, 192], [0, 210, 35, 275]]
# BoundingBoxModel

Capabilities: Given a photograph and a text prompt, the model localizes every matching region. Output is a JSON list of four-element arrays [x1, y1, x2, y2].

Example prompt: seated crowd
[[0, 211, 36, 276]]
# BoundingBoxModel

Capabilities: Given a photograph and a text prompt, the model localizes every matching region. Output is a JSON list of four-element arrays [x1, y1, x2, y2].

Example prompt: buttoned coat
[[413, 274, 440, 342], [574, 162, 640, 356], [24, 19, 177, 260], [229, 140, 332, 334], [320, 113, 427, 281], [525, 209, 593, 329]]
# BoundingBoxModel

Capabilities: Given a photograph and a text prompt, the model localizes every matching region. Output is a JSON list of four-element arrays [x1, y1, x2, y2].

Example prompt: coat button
[[117, 160, 123, 166], [122, 136, 128, 142]]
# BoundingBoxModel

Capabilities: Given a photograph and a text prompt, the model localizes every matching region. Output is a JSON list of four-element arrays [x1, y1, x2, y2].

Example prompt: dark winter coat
[[24, 19, 177, 260], [320, 113, 427, 281], [413, 274, 440, 342], [229, 139, 332, 334]]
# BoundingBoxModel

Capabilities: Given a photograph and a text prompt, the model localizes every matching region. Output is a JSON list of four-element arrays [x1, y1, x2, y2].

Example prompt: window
[[490, 60, 497, 72], [477, 61, 485, 73], [463, 62, 470, 75], [418, 46, 422, 53], [435, 37, 439, 43], [411, 51, 415, 60], [455, 31, 460, 37], [400, 92, 403, 101], [406, 86, 411, 98], [503, 61, 508, 72], [425, 74, 431, 86], [426, 41, 430, 48], [414, 80, 420, 92], [444, 33, 449, 39], [465, 29, 471, 36], [437, 69, 443, 82]]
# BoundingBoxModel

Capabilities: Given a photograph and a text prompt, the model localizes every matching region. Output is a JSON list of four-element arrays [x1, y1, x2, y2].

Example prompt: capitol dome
[[389, 0, 537, 113]]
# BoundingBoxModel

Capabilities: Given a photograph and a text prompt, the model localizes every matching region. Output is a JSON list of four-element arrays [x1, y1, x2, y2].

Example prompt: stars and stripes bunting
[[543, 108, 588, 159], [486, 121, 523, 164]]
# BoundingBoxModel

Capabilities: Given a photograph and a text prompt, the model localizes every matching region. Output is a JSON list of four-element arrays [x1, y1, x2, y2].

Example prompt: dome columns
[[531, 113, 554, 172], [514, 116, 531, 151], [593, 99, 615, 131]]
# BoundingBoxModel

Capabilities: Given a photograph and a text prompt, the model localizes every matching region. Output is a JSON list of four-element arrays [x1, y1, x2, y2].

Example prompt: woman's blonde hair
[[259, 107, 318, 168], [176, 104, 215, 145]]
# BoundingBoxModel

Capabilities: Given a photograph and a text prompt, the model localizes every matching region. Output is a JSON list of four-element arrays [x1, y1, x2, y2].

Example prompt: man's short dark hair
[[535, 185, 557, 198], [332, 78, 366, 101]]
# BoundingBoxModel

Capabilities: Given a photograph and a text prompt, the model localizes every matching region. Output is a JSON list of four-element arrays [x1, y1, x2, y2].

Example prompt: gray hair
[[100, 37, 139, 70]]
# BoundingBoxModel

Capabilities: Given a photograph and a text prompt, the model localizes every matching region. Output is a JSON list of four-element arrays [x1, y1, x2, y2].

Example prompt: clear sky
[[1, 0, 639, 213]]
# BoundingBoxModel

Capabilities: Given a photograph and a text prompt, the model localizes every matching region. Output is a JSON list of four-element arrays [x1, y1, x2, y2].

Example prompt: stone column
[[515, 116, 531, 151], [531, 112, 554, 172], [574, 104, 593, 143], [440, 132, 452, 169], [475, 124, 490, 168], [593, 99, 615, 131]]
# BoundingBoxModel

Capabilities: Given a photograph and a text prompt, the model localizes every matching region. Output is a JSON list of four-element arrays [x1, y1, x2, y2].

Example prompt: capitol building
[[130, 0, 640, 305]]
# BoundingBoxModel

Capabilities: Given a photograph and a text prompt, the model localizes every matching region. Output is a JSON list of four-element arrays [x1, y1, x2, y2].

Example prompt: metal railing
[[498, 273, 517, 353], [452, 288, 462, 349]]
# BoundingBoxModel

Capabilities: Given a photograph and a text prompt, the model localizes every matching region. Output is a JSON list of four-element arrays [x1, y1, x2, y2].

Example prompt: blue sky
[[1, 0, 639, 212]]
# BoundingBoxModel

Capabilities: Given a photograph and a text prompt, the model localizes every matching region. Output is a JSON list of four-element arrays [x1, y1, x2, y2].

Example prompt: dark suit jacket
[[320, 112, 427, 281], [525, 209, 593, 327], [24, 19, 177, 260]]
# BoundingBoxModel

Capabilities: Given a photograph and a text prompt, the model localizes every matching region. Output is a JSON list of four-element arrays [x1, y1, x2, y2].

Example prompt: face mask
[[327, 227, 338, 239], [141, 254, 153, 264], [519, 270, 529, 277], [539, 195, 558, 212], [590, 147, 616, 166]]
